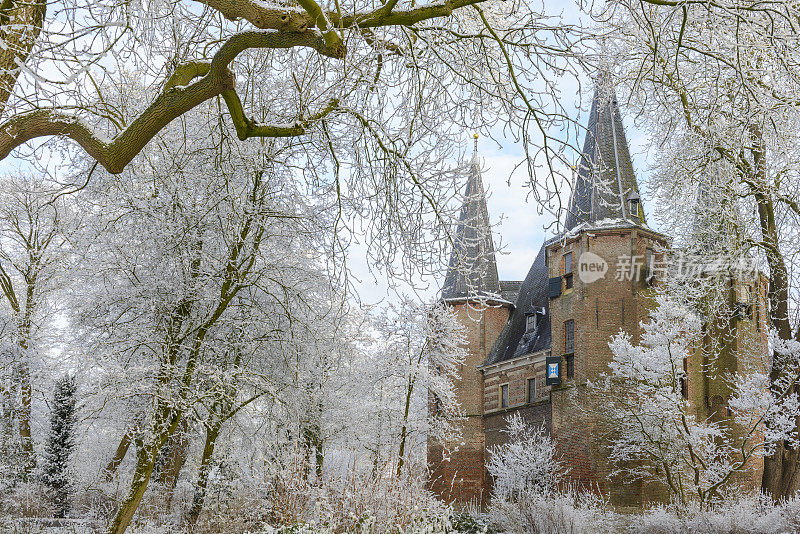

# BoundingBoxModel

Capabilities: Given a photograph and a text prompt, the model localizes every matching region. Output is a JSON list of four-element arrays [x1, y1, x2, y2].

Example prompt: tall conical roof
[[441, 136, 501, 300], [565, 80, 645, 230]]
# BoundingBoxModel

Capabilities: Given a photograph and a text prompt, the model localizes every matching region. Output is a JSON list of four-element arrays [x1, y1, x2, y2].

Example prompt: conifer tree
[[42, 375, 77, 518]]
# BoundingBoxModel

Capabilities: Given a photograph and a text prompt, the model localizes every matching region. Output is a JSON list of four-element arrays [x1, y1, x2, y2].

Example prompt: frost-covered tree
[[588, 297, 800, 508], [485, 412, 609, 534], [0, 175, 69, 477], [593, 0, 800, 498], [42, 374, 77, 518], [486, 412, 560, 502], [350, 299, 466, 477], [64, 101, 354, 532]]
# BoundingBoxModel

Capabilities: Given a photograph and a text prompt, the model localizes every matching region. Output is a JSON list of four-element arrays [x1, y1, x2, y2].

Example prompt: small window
[[527, 378, 536, 403], [645, 248, 654, 284], [563, 252, 573, 290], [565, 354, 574, 379], [628, 191, 641, 219], [500, 384, 509, 409], [564, 319, 575, 353], [629, 199, 639, 218], [526, 313, 537, 332]]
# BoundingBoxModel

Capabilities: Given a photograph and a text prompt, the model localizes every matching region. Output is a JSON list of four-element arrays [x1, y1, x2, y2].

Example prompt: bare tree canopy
[[0, 0, 579, 202]]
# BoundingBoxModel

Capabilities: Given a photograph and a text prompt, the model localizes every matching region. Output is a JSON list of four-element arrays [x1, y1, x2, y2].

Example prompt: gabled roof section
[[499, 280, 523, 303], [565, 79, 646, 231], [441, 136, 501, 300], [485, 242, 551, 365]]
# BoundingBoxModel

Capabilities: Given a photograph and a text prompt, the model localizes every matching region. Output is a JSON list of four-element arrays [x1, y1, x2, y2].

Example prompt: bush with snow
[[486, 413, 613, 534], [632, 493, 800, 534], [486, 412, 560, 501]]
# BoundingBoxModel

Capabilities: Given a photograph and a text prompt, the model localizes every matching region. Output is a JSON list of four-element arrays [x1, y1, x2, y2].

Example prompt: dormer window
[[525, 307, 545, 333], [526, 313, 538, 332], [627, 191, 641, 219], [563, 252, 573, 290]]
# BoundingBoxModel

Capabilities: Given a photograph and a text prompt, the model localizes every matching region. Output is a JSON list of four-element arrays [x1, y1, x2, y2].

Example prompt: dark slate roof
[[499, 280, 523, 303], [442, 145, 501, 300], [485, 243, 551, 365], [565, 81, 645, 231]]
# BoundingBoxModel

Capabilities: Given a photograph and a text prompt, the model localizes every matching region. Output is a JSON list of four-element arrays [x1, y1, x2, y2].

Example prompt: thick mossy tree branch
[[164, 61, 212, 90], [0, 31, 338, 174], [348, 0, 488, 27], [222, 90, 339, 139], [195, 0, 314, 31], [293, 0, 344, 55], [0, 0, 489, 173], [194, 0, 346, 54], [194, 0, 488, 31]]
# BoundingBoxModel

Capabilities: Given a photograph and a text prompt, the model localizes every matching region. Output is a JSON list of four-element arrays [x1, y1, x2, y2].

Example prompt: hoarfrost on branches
[[486, 412, 560, 501], [590, 296, 800, 508]]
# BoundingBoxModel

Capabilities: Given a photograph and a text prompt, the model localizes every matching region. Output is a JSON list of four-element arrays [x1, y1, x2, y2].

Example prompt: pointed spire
[[442, 134, 501, 300], [565, 76, 646, 231]]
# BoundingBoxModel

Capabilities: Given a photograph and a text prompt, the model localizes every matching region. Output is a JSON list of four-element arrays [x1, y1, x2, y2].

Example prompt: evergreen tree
[[42, 375, 77, 518]]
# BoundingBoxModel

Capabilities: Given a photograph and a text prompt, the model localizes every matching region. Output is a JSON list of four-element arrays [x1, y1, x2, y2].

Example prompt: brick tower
[[479, 82, 669, 505], [427, 135, 518, 506]]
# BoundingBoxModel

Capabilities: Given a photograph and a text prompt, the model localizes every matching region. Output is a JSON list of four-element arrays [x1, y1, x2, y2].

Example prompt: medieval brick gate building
[[426, 83, 768, 507]]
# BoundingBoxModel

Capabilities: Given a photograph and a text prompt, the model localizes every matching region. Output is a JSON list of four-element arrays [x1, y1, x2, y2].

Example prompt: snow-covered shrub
[[489, 490, 614, 534], [254, 505, 480, 534], [0, 481, 51, 520], [260, 457, 458, 533], [486, 413, 613, 534], [486, 412, 560, 501], [632, 493, 800, 534]]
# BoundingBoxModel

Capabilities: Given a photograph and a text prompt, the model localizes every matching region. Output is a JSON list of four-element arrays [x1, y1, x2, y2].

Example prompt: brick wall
[[427, 300, 510, 505], [432, 226, 768, 507]]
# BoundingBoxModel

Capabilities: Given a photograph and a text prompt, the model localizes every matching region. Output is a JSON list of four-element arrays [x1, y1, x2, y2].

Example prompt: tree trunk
[[749, 132, 800, 500], [106, 444, 159, 534], [186, 425, 219, 529], [17, 360, 34, 473], [301, 420, 323, 481], [157, 418, 191, 507], [396, 377, 415, 477], [104, 430, 133, 481], [0, 0, 47, 116], [16, 322, 35, 475], [106, 414, 181, 534]]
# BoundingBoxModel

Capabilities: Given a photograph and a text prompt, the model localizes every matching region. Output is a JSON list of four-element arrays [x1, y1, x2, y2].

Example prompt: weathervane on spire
[[473, 132, 479, 155]]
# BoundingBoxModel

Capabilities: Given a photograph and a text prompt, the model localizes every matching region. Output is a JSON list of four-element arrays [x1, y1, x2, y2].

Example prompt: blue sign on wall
[[545, 356, 561, 386]]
